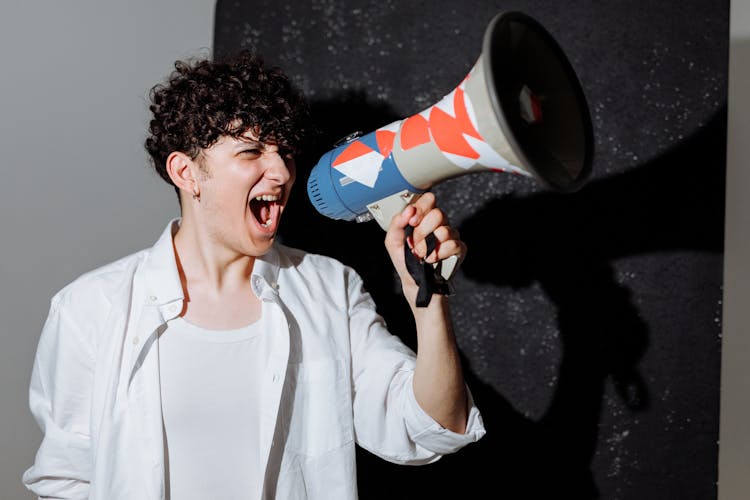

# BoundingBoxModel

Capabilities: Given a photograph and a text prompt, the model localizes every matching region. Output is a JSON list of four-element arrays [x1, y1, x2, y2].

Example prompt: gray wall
[[719, 0, 750, 498], [0, 0, 748, 498], [0, 1, 214, 497]]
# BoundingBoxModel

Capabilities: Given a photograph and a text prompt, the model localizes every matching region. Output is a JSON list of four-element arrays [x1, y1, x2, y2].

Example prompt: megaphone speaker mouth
[[482, 11, 594, 192]]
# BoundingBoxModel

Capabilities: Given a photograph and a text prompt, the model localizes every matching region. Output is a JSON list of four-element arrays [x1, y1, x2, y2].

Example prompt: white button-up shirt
[[23, 220, 485, 499]]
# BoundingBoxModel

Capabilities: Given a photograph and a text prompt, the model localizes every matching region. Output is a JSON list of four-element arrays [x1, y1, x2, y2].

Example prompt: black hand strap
[[403, 226, 453, 307]]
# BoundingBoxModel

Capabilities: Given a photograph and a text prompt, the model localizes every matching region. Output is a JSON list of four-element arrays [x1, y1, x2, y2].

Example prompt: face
[[190, 131, 296, 257]]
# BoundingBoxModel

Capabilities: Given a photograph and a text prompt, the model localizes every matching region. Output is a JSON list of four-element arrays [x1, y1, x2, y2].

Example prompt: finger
[[425, 238, 466, 264], [411, 209, 449, 257], [385, 204, 416, 252], [413, 226, 451, 260], [422, 226, 461, 262], [407, 192, 436, 226], [412, 206, 447, 239], [387, 203, 415, 235]]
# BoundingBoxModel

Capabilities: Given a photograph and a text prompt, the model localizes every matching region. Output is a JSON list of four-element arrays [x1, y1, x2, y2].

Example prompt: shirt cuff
[[403, 377, 487, 455]]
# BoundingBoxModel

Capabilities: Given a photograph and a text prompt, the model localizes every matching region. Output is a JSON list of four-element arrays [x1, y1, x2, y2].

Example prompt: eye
[[241, 149, 262, 159], [279, 148, 295, 160]]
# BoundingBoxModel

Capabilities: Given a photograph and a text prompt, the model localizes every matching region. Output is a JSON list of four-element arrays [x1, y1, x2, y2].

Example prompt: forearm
[[410, 292, 469, 434], [383, 194, 469, 433]]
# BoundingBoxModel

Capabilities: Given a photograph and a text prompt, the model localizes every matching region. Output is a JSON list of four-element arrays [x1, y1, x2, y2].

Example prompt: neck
[[173, 216, 256, 294]]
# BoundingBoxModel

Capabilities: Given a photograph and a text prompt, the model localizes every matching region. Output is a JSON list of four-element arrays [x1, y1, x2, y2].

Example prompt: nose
[[262, 150, 293, 184]]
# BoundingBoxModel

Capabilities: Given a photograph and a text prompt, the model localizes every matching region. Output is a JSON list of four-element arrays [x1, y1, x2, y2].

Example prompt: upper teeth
[[255, 194, 280, 202]]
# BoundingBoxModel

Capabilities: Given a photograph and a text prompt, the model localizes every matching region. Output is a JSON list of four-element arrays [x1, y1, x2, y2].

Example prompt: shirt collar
[[141, 218, 283, 307], [252, 245, 282, 299], [140, 219, 184, 307]]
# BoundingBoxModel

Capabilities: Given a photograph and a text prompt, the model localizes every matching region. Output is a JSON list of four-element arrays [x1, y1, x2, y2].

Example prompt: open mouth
[[249, 193, 282, 229]]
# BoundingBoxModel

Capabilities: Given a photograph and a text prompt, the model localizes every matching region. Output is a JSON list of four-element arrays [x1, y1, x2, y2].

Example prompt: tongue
[[259, 204, 271, 224]]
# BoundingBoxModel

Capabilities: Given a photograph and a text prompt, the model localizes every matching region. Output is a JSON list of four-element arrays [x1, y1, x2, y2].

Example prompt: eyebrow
[[234, 138, 263, 150]]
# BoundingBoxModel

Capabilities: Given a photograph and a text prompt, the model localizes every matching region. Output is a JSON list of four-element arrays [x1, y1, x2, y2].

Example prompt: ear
[[165, 152, 200, 197]]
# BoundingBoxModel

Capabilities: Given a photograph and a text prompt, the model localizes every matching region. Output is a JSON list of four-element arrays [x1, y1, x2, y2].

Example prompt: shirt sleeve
[[346, 269, 485, 465], [22, 294, 94, 499]]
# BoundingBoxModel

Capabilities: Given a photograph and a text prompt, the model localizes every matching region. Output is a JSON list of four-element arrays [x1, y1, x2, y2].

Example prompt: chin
[[244, 235, 276, 257]]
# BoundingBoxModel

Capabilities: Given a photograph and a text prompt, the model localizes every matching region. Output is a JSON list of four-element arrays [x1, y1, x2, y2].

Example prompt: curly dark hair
[[145, 50, 310, 199]]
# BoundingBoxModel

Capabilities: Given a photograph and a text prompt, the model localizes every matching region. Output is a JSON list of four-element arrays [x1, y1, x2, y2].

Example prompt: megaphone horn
[[307, 11, 594, 230]]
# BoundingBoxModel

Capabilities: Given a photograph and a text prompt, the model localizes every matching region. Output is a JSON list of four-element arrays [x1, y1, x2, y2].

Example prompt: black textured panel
[[215, 1, 727, 498]]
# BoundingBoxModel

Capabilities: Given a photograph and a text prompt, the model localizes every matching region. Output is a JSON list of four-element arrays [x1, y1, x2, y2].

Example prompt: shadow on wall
[[281, 94, 726, 498]]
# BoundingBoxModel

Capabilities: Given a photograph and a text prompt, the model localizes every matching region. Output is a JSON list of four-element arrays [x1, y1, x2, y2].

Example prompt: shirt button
[[272, 373, 279, 382], [168, 304, 179, 313], [271, 282, 279, 290], [132, 336, 139, 345], [149, 295, 157, 302]]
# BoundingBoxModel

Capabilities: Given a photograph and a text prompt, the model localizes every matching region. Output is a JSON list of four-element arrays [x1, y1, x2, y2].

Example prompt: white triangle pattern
[[334, 150, 384, 188]]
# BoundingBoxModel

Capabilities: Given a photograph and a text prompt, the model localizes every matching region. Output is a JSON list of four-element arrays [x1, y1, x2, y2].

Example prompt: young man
[[23, 51, 485, 499]]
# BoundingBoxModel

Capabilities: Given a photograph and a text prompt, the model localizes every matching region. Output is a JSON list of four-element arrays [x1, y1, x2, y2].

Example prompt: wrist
[[409, 291, 450, 321]]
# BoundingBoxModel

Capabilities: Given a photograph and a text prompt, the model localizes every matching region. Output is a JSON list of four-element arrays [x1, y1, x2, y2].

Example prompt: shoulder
[[38, 248, 149, 356], [274, 243, 362, 283], [272, 244, 369, 309], [51, 249, 148, 315]]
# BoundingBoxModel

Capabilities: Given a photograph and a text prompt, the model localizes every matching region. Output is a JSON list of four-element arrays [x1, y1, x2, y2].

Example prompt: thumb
[[385, 204, 416, 256]]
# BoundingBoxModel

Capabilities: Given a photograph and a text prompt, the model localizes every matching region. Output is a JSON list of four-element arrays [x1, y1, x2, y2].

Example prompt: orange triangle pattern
[[400, 114, 431, 150], [376, 130, 396, 158], [332, 140, 376, 167], [429, 88, 482, 159]]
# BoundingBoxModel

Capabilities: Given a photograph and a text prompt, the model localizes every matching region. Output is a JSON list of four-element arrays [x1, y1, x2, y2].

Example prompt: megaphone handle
[[403, 225, 454, 307], [367, 190, 423, 231]]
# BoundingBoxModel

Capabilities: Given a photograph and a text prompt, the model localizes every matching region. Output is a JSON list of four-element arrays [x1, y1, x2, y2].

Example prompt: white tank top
[[158, 311, 265, 500]]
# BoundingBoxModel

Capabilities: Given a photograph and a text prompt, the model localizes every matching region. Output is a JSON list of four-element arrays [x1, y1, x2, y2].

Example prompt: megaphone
[[307, 11, 594, 231]]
